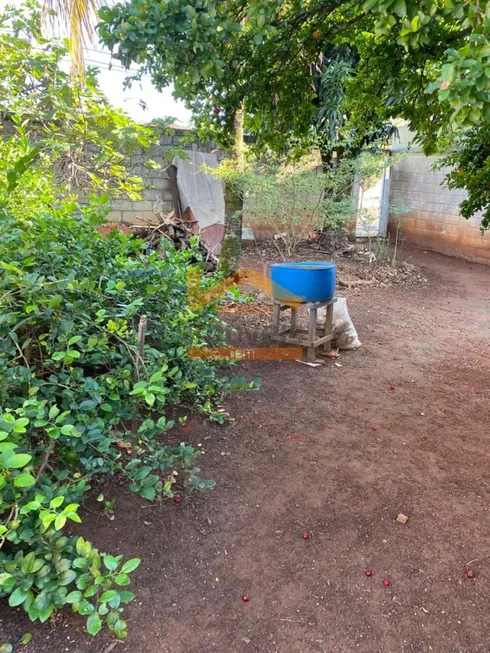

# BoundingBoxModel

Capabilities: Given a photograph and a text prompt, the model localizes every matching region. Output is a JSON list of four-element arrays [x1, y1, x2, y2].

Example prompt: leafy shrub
[[242, 156, 326, 256], [212, 150, 399, 257], [0, 4, 183, 221], [436, 124, 490, 231], [0, 199, 227, 636]]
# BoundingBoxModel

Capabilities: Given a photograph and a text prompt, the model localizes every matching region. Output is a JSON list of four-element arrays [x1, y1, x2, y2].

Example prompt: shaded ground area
[[2, 246, 490, 653]]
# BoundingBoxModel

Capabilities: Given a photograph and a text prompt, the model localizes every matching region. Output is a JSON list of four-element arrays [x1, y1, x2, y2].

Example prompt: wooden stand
[[271, 298, 336, 361]]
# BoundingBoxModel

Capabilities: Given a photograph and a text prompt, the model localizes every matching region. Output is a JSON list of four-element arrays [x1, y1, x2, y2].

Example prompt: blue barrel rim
[[271, 261, 336, 271]]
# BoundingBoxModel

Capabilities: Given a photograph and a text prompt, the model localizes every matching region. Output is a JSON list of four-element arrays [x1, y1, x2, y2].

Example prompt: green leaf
[[40, 512, 57, 527], [121, 558, 141, 574], [59, 569, 77, 586], [119, 590, 135, 603], [0, 644, 13, 653], [99, 589, 118, 603], [76, 537, 92, 557], [149, 369, 163, 383], [54, 514, 67, 530], [113, 573, 130, 586], [108, 594, 121, 609], [103, 555, 119, 571], [114, 618, 128, 638], [20, 552, 36, 574], [66, 350, 81, 359], [66, 511, 82, 523], [5, 453, 31, 469], [78, 600, 95, 615], [84, 585, 98, 598], [393, 0, 407, 17], [139, 486, 156, 500], [73, 557, 89, 570], [87, 612, 102, 636], [441, 63, 455, 83], [1, 575, 16, 593], [48, 405, 60, 419], [20, 633, 32, 645], [65, 590, 83, 603], [13, 472, 36, 487], [50, 496, 64, 509], [0, 260, 22, 274], [9, 586, 28, 607]]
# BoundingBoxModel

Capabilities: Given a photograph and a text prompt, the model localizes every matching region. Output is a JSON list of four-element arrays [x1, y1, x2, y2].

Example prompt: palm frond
[[43, 0, 100, 79]]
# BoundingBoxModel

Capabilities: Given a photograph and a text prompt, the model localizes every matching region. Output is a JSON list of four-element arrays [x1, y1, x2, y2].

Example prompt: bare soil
[[2, 245, 490, 653]]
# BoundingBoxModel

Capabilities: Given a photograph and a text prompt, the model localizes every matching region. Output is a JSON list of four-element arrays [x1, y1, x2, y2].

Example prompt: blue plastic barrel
[[270, 261, 336, 304]]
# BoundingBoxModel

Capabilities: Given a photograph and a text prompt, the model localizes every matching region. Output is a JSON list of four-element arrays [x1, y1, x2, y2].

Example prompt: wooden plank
[[271, 333, 334, 347], [290, 308, 297, 337], [308, 307, 317, 342], [323, 301, 334, 351], [271, 303, 281, 337], [305, 347, 317, 362]]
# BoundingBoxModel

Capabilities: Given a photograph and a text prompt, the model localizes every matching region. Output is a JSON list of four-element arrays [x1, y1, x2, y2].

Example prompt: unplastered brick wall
[[390, 153, 490, 264], [102, 130, 217, 226]]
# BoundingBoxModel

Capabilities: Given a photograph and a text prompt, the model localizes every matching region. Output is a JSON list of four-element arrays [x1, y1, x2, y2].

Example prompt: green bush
[[436, 124, 490, 231], [0, 200, 227, 637]]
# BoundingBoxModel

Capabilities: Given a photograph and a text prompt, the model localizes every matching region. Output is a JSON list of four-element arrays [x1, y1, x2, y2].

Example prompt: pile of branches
[[132, 212, 218, 271]]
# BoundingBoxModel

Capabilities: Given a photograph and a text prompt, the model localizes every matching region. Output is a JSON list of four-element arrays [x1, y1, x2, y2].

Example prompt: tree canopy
[[98, 0, 490, 154], [0, 2, 171, 218]]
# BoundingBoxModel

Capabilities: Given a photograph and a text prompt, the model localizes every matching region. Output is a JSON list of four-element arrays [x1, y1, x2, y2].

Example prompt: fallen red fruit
[[318, 423, 326, 428], [466, 570, 474, 579], [302, 532, 310, 540], [390, 385, 396, 391], [213, 107, 221, 115], [242, 595, 250, 602], [371, 427, 377, 432], [173, 497, 181, 504], [382, 579, 390, 587], [364, 569, 373, 577]]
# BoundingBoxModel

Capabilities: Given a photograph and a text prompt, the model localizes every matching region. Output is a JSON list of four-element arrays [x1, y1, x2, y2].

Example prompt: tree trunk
[[219, 106, 245, 276]]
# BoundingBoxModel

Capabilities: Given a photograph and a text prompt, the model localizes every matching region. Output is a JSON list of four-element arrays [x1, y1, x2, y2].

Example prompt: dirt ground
[[2, 245, 490, 653]]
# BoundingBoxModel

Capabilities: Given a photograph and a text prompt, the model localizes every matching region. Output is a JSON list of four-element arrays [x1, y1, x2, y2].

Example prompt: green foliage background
[[0, 3, 230, 639]]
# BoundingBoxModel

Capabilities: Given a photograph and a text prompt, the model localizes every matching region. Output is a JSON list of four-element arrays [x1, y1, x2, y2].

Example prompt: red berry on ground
[[173, 497, 181, 504], [242, 594, 250, 602], [213, 107, 221, 115], [302, 532, 310, 540], [466, 569, 474, 579], [390, 385, 396, 390], [383, 579, 390, 587], [371, 427, 377, 432], [365, 569, 373, 577]]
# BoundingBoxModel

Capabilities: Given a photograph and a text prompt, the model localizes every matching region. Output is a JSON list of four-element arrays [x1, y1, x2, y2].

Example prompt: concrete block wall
[[102, 131, 217, 226], [390, 153, 490, 264]]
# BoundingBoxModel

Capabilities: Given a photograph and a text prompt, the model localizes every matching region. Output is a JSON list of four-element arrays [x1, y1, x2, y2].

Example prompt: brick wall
[[390, 153, 490, 264]]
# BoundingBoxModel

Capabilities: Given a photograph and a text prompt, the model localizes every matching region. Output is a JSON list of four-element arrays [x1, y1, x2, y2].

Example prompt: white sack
[[318, 297, 361, 350]]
